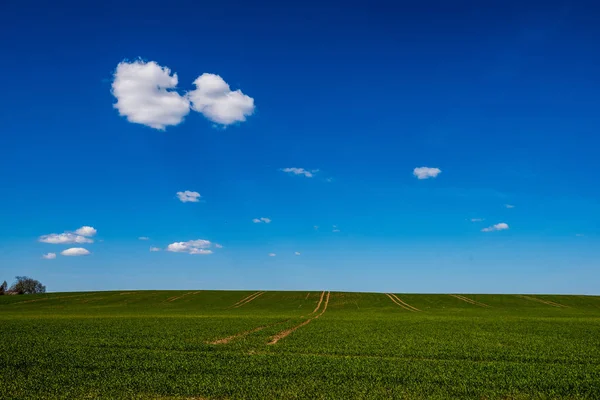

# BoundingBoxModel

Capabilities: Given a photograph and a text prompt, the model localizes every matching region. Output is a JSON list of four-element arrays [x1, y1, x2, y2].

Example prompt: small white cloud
[[42, 253, 56, 260], [470, 218, 484, 222], [177, 191, 201, 203], [187, 73, 254, 126], [61, 247, 91, 256], [332, 225, 340, 233], [138, 236, 150, 241], [281, 167, 316, 178], [505, 204, 515, 209], [214, 243, 223, 248], [252, 217, 271, 224], [325, 177, 334, 183], [481, 222, 509, 232], [294, 252, 301, 256], [166, 239, 213, 255], [111, 60, 190, 130], [268, 253, 276, 257], [413, 167, 442, 179], [75, 226, 97, 237], [575, 234, 585, 237], [39, 233, 93, 244], [149, 247, 161, 252]]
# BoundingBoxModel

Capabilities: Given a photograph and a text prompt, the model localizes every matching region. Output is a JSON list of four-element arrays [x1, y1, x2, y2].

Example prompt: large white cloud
[[112, 60, 190, 130], [75, 226, 97, 237], [166, 239, 214, 255], [481, 222, 509, 232], [188, 73, 255, 125], [61, 248, 91, 256], [281, 167, 317, 178], [176, 191, 201, 203], [42, 253, 56, 259], [413, 167, 442, 179]]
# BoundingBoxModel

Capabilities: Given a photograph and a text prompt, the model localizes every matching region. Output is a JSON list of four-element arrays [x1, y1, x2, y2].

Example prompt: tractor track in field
[[386, 293, 420, 312], [305, 292, 310, 300], [517, 295, 569, 308], [268, 291, 331, 345], [312, 291, 325, 313], [228, 292, 262, 308], [166, 291, 201, 303], [233, 291, 265, 308], [11, 293, 97, 304], [449, 294, 490, 308], [209, 319, 291, 345]]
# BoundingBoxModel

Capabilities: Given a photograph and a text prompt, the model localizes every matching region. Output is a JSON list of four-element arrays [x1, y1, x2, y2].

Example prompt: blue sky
[[1, 0, 599, 294]]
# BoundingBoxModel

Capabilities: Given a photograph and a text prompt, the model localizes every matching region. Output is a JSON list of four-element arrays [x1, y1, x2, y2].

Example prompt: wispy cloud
[[332, 225, 340, 233], [252, 217, 271, 224], [281, 167, 317, 178], [176, 191, 201, 203], [138, 236, 150, 241], [61, 248, 91, 256], [166, 239, 214, 255], [42, 253, 56, 260], [294, 252, 301, 256], [149, 247, 161, 252], [470, 218, 484, 222], [505, 204, 515, 209], [481, 223, 509, 232], [214, 243, 224, 249], [413, 167, 442, 179], [268, 253, 276, 257]]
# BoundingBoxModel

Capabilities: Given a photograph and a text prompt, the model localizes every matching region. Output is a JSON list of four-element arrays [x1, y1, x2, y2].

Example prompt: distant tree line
[[0, 276, 46, 295]]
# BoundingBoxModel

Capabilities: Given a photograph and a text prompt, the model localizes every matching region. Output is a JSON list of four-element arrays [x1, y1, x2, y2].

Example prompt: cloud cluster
[[413, 167, 442, 179], [112, 60, 255, 130], [481, 223, 509, 232], [177, 191, 201, 203], [252, 217, 271, 224], [166, 239, 214, 255], [280, 167, 317, 178], [39, 226, 97, 244]]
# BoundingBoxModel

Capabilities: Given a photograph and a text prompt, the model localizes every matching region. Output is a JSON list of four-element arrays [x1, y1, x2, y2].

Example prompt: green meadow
[[2, 291, 600, 399]]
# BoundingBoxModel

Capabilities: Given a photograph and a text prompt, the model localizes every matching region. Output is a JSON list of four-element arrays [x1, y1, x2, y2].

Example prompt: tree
[[10, 276, 46, 295], [0, 281, 7, 295]]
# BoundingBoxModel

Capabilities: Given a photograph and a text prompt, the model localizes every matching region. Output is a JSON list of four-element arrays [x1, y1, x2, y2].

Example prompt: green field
[[2, 291, 600, 399]]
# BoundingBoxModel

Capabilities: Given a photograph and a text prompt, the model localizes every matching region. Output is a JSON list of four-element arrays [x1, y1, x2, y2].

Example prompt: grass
[[1, 291, 600, 399]]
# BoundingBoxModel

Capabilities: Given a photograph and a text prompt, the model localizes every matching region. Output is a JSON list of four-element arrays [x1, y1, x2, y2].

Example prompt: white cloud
[[481, 222, 509, 232], [332, 225, 340, 233], [138, 236, 150, 240], [252, 217, 271, 224], [294, 252, 301, 256], [281, 168, 317, 178], [39, 233, 93, 244], [61, 248, 91, 256], [187, 73, 255, 126], [177, 190, 201, 203], [149, 247, 161, 252], [413, 167, 442, 179], [505, 204, 515, 209], [470, 218, 484, 222], [42, 253, 56, 260], [112, 60, 190, 130], [214, 243, 223, 248], [268, 253, 276, 257], [166, 239, 213, 255], [75, 226, 97, 237]]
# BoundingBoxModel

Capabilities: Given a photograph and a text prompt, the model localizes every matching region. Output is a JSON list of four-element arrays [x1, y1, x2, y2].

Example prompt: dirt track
[[449, 294, 490, 308]]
